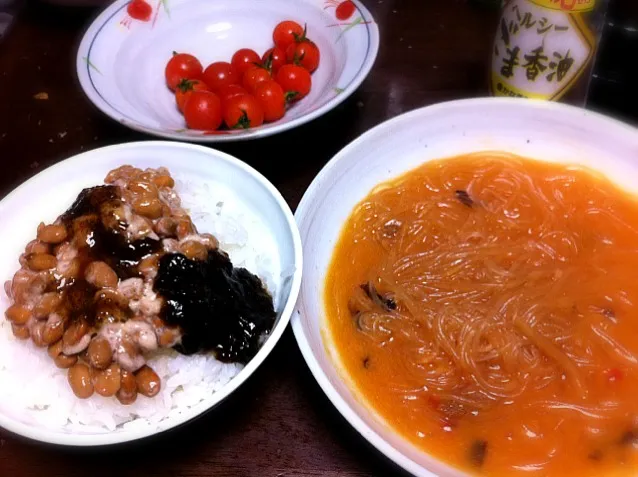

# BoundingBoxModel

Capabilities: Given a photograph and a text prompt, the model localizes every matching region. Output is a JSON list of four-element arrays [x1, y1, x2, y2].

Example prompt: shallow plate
[[76, 0, 378, 142], [292, 98, 638, 476], [0, 141, 303, 446]]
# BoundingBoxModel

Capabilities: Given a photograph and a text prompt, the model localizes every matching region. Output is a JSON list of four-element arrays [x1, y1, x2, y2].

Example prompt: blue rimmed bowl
[[76, 0, 379, 142]]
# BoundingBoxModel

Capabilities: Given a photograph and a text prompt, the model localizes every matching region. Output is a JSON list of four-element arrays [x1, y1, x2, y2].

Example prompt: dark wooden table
[[0, 1, 632, 476]]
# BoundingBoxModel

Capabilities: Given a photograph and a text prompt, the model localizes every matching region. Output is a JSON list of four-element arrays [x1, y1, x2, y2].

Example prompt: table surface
[[0, 0, 632, 476]]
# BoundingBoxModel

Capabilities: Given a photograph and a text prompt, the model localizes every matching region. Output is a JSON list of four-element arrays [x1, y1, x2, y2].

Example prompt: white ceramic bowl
[[0, 141, 303, 446], [292, 98, 638, 476], [76, 0, 378, 142]]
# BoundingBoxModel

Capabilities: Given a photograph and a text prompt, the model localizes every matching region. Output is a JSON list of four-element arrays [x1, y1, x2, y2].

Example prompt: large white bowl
[[0, 141, 303, 446], [76, 0, 378, 142], [292, 98, 638, 476]]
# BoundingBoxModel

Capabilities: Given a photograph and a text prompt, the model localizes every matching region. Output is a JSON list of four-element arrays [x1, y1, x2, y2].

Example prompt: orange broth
[[324, 153, 638, 476]]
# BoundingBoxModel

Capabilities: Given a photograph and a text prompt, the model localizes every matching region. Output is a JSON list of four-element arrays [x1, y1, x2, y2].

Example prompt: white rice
[[0, 176, 282, 433]]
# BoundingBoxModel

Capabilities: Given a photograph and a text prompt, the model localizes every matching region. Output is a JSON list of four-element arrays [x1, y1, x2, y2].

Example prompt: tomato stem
[[292, 51, 306, 66], [284, 91, 299, 103], [232, 110, 251, 129], [292, 23, 308, 43], [262, 54, 273, 73], [176, 78, 195, 92]]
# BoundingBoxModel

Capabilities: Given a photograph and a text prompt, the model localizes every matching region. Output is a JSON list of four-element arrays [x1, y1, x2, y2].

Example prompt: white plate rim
[[75, 0, 380, 143], [291, 97, 638, 477], [0, 140, 304, 446]]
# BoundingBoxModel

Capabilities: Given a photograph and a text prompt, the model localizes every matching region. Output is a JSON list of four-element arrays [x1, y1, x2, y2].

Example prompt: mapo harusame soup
[[325, 153, 638, 476]]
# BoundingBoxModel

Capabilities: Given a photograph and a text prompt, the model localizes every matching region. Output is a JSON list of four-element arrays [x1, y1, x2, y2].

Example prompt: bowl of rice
[[0, 141, 302, 446]]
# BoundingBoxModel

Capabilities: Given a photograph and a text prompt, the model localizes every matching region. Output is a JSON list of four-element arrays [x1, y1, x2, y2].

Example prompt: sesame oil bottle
[[490, 0, 608, 105]]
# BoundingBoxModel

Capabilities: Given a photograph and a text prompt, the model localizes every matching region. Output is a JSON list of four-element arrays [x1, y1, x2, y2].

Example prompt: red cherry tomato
[[217, 84, 249, 106], [275, 64, 311, 101], [223, 94, 264, 129], [242, 65, 272, 94], [165, 53, 203, 91], [175, 78, 209, 113], [273, 20, 304, 50], [254, 81, 285, 123], [261, 47, 287, 75], [127, 0, 152, 21], [183, 91, 222, 130], [286, 40, 320, 73], [203, 62, 240, 92], [231, 48, 261, 76]]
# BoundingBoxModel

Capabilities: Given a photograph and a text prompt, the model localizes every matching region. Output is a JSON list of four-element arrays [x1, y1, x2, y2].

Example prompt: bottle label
[[491, 0, 595, 100], [529, 0, 595, 12]]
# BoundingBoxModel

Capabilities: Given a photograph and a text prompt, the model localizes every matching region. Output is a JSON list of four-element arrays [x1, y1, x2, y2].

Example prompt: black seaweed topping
[[155, 252, 276, 363]]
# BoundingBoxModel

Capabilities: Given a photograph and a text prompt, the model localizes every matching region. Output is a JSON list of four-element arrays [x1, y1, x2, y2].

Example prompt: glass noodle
[[326, 153, 638, 475]]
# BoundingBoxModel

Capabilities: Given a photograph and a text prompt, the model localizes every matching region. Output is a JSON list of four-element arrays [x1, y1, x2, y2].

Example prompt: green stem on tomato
[[292, 51, 306, 66], [176, 78, 195, 92], [232, 110, 251, 129], [292, 23, 308, 43], [263, 54, 273, 73], [284, 91, 299, 103]]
